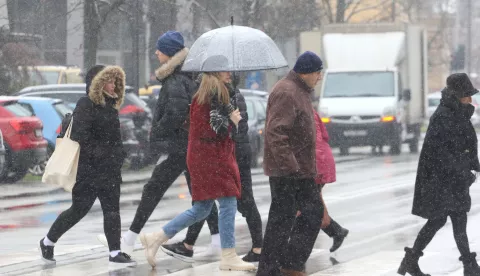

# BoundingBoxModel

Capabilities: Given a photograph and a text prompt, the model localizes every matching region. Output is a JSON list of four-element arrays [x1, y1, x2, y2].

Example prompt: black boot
[[397, 247, 430, 276], [460, 252, 480, 276], [322, 219, 349, 252]]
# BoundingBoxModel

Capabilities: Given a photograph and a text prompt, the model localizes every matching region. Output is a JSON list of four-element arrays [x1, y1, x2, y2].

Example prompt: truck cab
[[301, 23, 428, 155]]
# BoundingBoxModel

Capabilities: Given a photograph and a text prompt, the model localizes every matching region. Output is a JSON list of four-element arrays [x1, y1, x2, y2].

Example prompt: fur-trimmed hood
[[155, 48, 189, 81], [88, 66, 126, 110]]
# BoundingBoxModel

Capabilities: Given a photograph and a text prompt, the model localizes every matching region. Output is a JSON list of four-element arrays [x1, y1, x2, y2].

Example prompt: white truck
[[300, 23, 428, 155]]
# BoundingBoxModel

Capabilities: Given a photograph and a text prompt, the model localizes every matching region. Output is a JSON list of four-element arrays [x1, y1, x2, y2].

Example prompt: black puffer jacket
[[150, 48, 197, 155], [227, 84, 249, 144], [412, 90, 480, 219], [70, 66, 126, 181]]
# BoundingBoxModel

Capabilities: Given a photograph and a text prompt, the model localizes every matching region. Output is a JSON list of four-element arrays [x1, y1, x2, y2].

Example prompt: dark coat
[[150, 48, 197, 155], [263, 71, 316, 178], [187, 95, 241, 201], [228, 85, 249, 144], [70, 66, 126, 183], [412, 91, 480, 219]]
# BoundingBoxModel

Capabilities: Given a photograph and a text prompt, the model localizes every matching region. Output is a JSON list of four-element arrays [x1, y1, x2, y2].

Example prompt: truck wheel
[[409, 137, 419, 153], [339, 147, 349, 156]]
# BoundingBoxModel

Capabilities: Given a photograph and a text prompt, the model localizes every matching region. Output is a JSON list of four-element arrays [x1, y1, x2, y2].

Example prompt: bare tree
[[83, 0, 127, 70]]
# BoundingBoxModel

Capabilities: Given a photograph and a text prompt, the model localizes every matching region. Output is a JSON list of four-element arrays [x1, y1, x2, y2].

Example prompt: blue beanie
[[293, 51, 323, 74], [156, 31, 185, 57]]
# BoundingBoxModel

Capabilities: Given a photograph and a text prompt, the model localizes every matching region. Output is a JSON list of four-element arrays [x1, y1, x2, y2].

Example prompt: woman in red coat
[[140, 69, 255, 271], [298, 109, 349, 253]]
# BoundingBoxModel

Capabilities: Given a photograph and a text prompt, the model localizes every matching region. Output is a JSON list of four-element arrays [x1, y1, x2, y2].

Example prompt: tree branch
[[190, 0, 221, 28], [345, 0, 391, 22]]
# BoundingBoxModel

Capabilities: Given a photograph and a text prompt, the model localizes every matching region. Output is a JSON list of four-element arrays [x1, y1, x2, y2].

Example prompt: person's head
[[293, 51, 324, 89], [194, 72, 230, 105], [446, 73, 479, 105], [155, 31, 185, 64], [103, 80, 116, 96], [85, 65, 106, 95], [88, 66, 126, 109]]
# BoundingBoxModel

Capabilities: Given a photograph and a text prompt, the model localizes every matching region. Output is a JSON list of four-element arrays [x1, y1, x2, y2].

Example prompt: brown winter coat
[[263, 71, 316, 178]]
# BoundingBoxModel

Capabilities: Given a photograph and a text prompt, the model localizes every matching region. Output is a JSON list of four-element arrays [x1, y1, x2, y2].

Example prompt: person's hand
[[230, 109, 242, 127]]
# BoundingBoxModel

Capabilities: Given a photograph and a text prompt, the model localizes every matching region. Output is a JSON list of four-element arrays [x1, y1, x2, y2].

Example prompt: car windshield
[[39, 92, 84, 105], [66, 71, 84, 83], [53, 102, 73, 118], [2, 102, 34, 117], [26, 70, 60, 85], [323, 72, 395, 98]]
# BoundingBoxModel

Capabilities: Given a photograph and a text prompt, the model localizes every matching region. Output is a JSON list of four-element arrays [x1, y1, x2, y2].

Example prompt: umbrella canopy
[[182, 25, 288, 72]]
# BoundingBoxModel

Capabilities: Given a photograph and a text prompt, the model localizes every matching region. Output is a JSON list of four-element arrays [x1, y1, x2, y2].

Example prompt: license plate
[[35, 129, 43, 137], [344, 130, 367, 137]]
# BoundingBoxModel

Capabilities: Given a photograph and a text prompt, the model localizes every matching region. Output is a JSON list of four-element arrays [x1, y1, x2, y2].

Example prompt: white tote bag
[[42, 117, 80, 192]]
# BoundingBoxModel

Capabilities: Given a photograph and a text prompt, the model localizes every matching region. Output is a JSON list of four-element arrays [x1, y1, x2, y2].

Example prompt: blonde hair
[[193, 73, 230, 105]]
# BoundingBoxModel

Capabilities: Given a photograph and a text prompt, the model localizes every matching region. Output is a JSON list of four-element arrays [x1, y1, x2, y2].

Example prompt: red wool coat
[[187, 98, 241, 201], [313, 110, 336, 184]]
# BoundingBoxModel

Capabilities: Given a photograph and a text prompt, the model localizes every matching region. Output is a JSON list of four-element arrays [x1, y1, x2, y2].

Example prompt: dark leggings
[[413, 212, 470, 256], [129, 153, 189, 233], [183, 145, 263, 248], [47, 172, 121, 251]]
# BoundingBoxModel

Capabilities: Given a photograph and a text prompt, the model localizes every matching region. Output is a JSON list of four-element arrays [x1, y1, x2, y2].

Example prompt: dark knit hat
[[156, 31, 185, 57], [446, 73, 479, 98], [85, 65, 105, 95], [293, 51, 323, 74]]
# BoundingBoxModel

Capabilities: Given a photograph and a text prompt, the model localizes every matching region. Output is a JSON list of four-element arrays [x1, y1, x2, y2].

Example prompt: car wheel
[[28, 146, 53, 176], [0, 145, 30, 183]]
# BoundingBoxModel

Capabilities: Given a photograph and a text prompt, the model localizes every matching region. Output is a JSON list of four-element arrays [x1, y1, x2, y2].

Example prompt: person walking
[[397, 73, 480, 276], [160, 76, 263, 263], [96, 31, 218, 254], [257, 51, 325, 276], [296, 109, 349, 253], [38, 65, 136, 267], [139, 69, 255, 271]]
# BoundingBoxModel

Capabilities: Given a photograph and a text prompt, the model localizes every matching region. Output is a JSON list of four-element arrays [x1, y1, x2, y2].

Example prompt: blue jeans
[[162, 197, 237, 248]]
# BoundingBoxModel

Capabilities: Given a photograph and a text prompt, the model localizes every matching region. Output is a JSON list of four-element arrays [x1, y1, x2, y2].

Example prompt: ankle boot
[[219, 248, 256, 271], [460, 252, 480, 276], [140, 230, 169, 268], [397, 247, 430, 276], [322, 219, 349, 252]]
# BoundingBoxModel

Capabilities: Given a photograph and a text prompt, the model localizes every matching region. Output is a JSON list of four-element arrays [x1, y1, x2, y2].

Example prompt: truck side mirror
[[403, 89, 411, 102]]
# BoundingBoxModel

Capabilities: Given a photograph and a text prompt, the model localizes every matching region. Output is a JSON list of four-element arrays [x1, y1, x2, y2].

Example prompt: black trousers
[[129, 152, 189, 233], [413, 212, 470, 256], [47, 169, 122, 252], [257, 177, 323, 276], [183, 144, 263, 248]]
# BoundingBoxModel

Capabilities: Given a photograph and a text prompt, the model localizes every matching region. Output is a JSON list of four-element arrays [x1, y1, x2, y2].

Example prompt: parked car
[[0, 97, 47, 183], [0, 130, 5, 179], [15, 97, 72, 175], [243, 91, 268, 168], [18, 66, 84, 86], [18, 96, 142, 172], [17, 84, 151, 169]]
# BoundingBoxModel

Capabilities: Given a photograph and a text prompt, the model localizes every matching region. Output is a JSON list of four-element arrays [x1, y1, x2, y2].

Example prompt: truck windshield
[[323, 72, 395, 98]]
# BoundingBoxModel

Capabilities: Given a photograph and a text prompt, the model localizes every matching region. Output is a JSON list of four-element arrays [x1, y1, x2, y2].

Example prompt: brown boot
[[280, 268, 307, 276]]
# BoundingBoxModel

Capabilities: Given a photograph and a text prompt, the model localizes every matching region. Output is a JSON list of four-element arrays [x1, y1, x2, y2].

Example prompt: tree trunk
[[83, 0, 100, 70], [336, 0, 346, 23]]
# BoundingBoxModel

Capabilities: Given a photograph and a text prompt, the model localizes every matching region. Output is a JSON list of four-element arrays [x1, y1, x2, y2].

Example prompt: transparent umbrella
[[182, 24, 288, 72]]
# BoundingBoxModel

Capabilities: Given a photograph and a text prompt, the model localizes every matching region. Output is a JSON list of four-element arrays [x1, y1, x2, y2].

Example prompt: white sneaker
[[97, 234, 134, 255], [193, 244, 222, 261]]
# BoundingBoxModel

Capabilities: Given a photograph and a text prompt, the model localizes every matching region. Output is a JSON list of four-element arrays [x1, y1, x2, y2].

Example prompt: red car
[[0, 97, 47, 183]]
